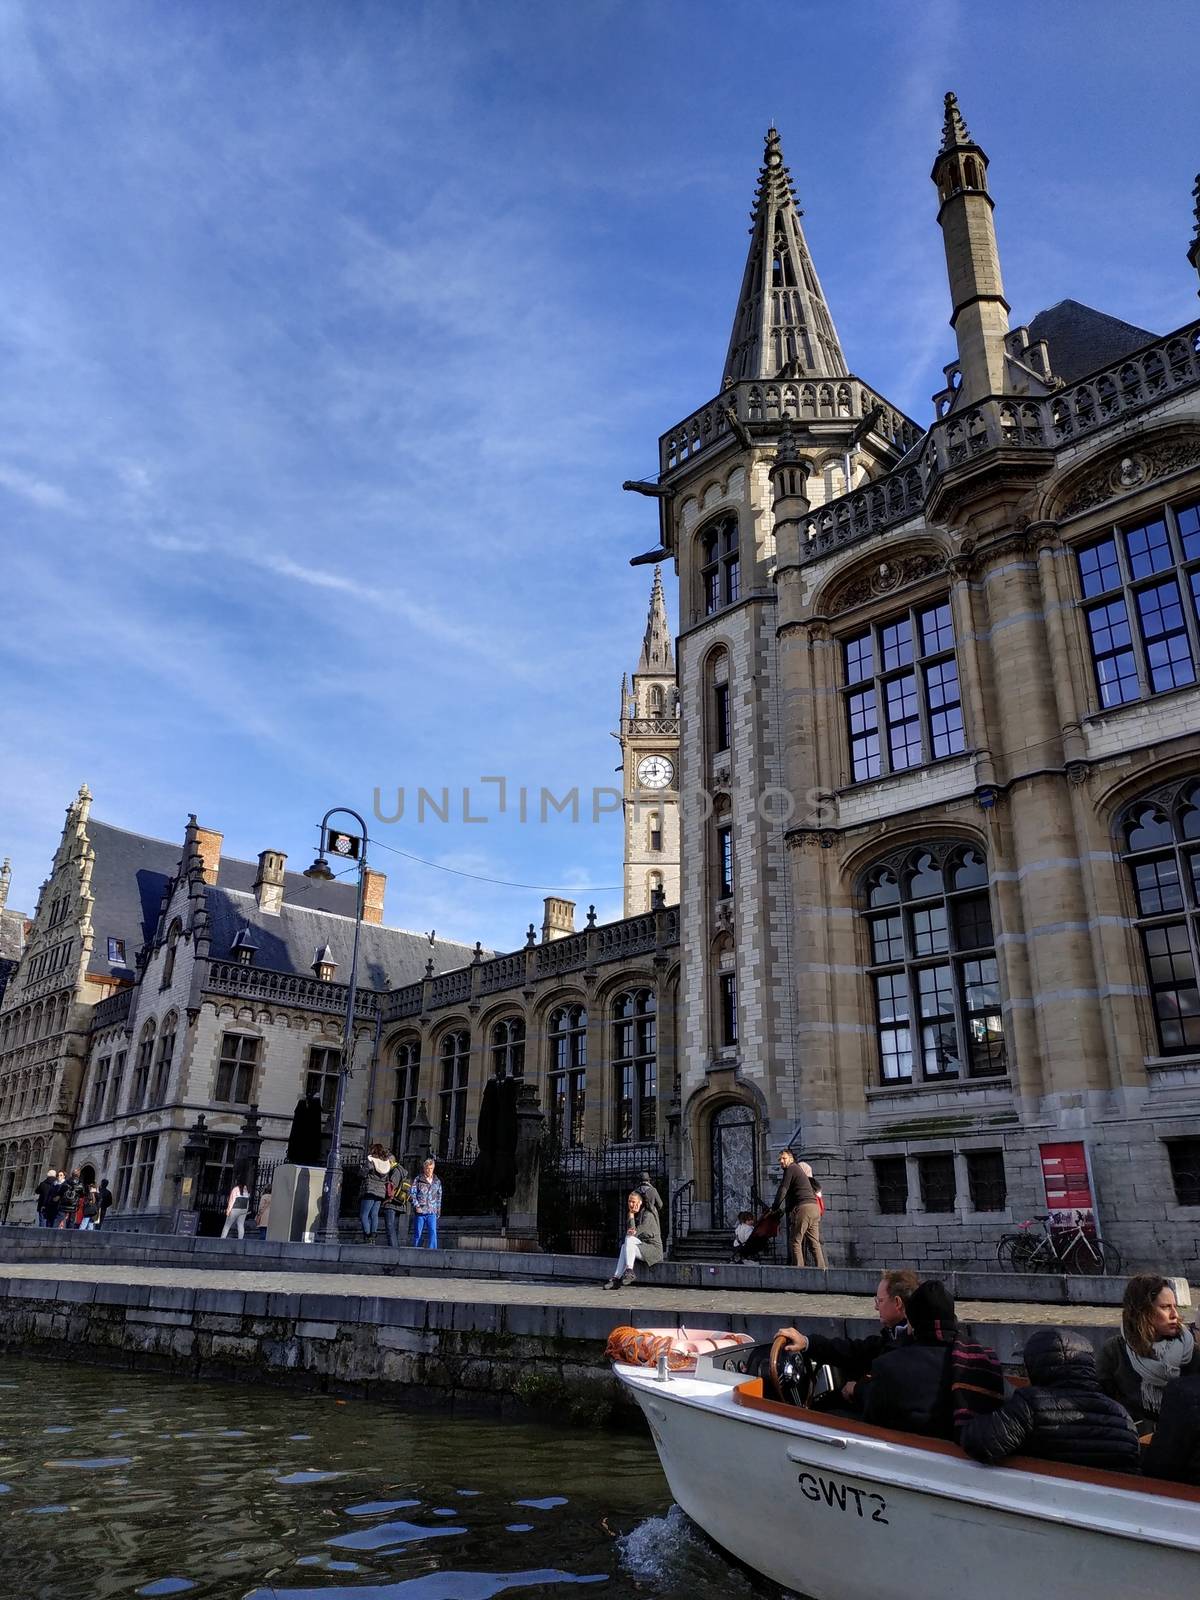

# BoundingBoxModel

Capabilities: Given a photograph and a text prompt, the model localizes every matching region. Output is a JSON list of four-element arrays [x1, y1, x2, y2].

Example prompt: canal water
[[0, 1356, 769, 1600]]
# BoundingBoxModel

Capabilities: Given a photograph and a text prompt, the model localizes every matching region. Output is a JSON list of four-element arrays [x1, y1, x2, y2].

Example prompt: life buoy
[[605, 1325, 753, 1371]]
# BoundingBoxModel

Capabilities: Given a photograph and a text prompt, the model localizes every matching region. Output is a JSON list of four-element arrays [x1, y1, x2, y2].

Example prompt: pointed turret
[[0, 858, 9, 912], [637, 567, 675, 674], [932, 92, 1011, 404], [1188, 174, 1200, 292], [723, 127, 847, 385]]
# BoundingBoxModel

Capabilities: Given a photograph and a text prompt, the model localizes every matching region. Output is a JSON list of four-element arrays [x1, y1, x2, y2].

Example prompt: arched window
[[129, 1020, 156, 1111], [1077, 495, 1200, 708], [437, 1030, 470, 1158], [712, 935, 738, 1049], [645, 812, 663, 853], [707, 648, 731, 756], [862, 842, 1003, 1083], [162, 920, 182, 989], [612, 989, 656, 1143], [699, 515, 740, 616], [648, 684, 665, 717], [151, 1012, 177, 1106], [646, 871, 664, 910], [842, 600, 965, 781], [391, 1037, 420, 1155], [547, 1004, 587, 1146], [490, 1016, 525, 1081], [1121, 779, 1200, 1053]]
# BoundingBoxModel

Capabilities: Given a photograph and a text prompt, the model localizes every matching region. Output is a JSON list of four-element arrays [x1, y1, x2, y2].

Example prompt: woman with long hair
[[1098, 1274, 1199, 1432]]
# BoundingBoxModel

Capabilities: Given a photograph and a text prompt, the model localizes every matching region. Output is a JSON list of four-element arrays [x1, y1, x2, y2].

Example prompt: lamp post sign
[[304, 807, 369, 1243]]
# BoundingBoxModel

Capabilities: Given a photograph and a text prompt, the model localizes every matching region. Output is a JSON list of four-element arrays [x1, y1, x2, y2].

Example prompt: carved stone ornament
[[785, 827, 837, 850], [1065, 760, 1090, 788], [713, 900, 735, 932], [1059, 436, 1200, 519], [827, 549, 949, 613]]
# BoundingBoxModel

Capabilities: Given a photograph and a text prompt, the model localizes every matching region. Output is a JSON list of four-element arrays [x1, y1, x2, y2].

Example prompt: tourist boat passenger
[[861, 1280, 1003, 1439], [775, 1267, 917, 1408], [1144, 1372, 1200, 1485], [1098, 1274, 1199, 1433], [961, 1328, 1139, 1471]]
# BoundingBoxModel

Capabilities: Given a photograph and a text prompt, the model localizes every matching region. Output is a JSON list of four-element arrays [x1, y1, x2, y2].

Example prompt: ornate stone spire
[[723, 127, 847, 385], [0, 857, 10, 912], [1188, 174, 1200, 286], [940, 91, 973, 154], [636, 566, 674, 674]]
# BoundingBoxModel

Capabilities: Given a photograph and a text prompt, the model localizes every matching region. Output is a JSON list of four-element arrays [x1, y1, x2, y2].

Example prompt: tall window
[[161, 920, 182, 989], [863, 843, 1005, 1084], [438, 1030, 470, 1158], [215, 1033, 260, 1103], [1077, 497, 1200, 708], [202, 1135, 236, 1209], [1121, 779, 1200, 1053], [151, 1012, 177, 1106], [490, 1016, 525, 1080], [874, 1156, 909, 1215], [391, 1038, 420, 1155], [917, 1152, 956, 1212], [133, 1135, 159, 1208], [306, 1044, 341, 1115], [106, 1050, 126, 1118], [89, 1056, 111, 1122], [716, 824, 734, 900], [842, 600, 965, 781], [114, 1137, 137, 1208], [719, 972, 738, 1047], [613, 989, 656, 1142], [548, 1004, 587, 1147], [707, 648, 731, 754], [700, 515, 740, 615], [129, 1021, 155, 1111]]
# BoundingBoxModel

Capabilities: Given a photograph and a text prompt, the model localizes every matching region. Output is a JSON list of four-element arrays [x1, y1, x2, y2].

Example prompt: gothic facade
[[643, 100, 1200, 1270]]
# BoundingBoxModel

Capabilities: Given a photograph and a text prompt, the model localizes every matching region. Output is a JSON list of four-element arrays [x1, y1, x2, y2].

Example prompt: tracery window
[[547, 1004, 587, 1147], [391, 1038, 420, 1156], [438, 1030, 470, 1158], [862, 843, 1005, 1084], [490, 1016, 525, 1081], [613, 989, 656, 1143], [150, 1012, 177, 1106], [89, 1057, 111, 1122], [1077, 497, 1200, 709], [842, 600, 965, 782], [161, 920, 182, 989], [1121, 779, 1200, 1053], [306, 1044, 341, 1116], [700, 515, 740, 616], [129, 1021, 155, 1111], [215, 1032, 259, 1104]]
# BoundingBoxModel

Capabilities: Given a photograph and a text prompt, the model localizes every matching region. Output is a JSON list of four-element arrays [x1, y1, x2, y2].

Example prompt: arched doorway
[[709, 1104, 758, 1230], [80, 1163, 96, 1187]]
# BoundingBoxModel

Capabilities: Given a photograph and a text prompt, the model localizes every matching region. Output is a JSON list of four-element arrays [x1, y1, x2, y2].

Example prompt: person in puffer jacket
[[960, 1329, 1139, 1472], [1143, 1374, 1200, 1485]]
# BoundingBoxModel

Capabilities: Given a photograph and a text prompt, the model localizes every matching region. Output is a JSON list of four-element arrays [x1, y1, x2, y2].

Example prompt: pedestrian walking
[[79, 1186, 101, 1231], [360, 1143, 393, 1241], [382, 1160, 410, 1249], [56, 1169, 83, 1230], [43, 1171, 66, 1230], [410, 1157, 442, 1249], [97, 1179, 113, 1228], [770, 1150, 827, 1269], [220, 1181, 252, 1240], [35, 1167, 58, 1227], [254, 1188, 272, 1239]]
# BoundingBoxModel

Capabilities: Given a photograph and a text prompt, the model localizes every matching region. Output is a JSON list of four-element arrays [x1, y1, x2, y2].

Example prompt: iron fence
[[537, 1138, 669, 1256]]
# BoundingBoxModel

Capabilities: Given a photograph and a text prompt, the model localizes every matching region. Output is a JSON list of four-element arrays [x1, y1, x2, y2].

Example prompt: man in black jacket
[[35, 1167, 59, 1228], [1143, 1373, 1200, 1485], [771, 1151, 826, 1269], [960, 1329, 1139, 1471], [776, 1268, 918, 1406]]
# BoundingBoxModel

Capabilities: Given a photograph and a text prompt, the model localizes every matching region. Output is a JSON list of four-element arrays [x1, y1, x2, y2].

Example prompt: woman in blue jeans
[[410, 1157, 442, 1249], [360, 1143, 394, 1241]]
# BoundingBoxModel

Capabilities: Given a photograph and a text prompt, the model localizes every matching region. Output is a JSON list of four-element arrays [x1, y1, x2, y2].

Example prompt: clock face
[[636, 754, 675, 790]]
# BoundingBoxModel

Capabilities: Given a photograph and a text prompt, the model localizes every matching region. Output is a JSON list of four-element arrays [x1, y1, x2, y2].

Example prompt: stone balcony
[[205, 959, 381, 1020]]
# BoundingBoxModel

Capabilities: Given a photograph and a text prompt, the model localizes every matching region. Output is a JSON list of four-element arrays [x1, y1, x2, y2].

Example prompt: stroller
[[732, 1209, 779, 1263]]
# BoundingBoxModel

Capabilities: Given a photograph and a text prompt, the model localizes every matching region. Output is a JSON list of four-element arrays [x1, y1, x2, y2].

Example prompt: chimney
[[253, 850, 287, 916], [541, 896, 576, 943], [183, 815, 223, 886], [361, 867, 386, 926], [0, 857, 10, 912]]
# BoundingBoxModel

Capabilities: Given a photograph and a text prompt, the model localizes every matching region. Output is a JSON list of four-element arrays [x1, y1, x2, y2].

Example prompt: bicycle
[[996, 1211, 1122, 1276]]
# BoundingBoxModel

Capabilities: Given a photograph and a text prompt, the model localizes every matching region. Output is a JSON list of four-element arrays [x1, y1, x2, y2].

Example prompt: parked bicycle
[[996, 1211, 1122, 1276]]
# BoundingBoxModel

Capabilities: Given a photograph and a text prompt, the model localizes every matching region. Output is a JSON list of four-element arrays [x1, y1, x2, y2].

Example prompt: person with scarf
[[360, 1143, 395, 1242], [861, 1280, 1003, 1439], [1098, 1274, 1198, 1433]]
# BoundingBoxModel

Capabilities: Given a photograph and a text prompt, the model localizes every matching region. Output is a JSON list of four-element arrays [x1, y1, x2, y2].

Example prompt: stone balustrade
[[90, 987, 133, 1031], [205, 960, 380, 1019]]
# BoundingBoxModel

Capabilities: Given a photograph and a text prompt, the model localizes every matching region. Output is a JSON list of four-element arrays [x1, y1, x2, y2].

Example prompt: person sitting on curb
[[776, 1268, 918, 1408], [961, 1328, 1139, 1472], [602, 1190, 662, 1290]]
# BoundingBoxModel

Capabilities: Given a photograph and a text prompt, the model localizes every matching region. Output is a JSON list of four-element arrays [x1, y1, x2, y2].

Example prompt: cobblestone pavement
[[0, 1259, 1130, 1327]]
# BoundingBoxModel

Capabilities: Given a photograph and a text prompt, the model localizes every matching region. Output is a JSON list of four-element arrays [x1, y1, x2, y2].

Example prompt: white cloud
[[0, 463, 76, 512]]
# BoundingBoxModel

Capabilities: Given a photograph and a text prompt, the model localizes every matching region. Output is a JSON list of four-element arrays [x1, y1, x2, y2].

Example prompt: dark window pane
[[870, 913, 904, 964], [1078, 536, 1121, 597], [1178, 501, 1200, 562], [844, 632, 873, 684], [1124, 517, 1173, 579], [953, 892, 993, 951], [1167, 1138, 1200, 1206], [1137, 579, 1196, 692], [918, 1153, 956, 1212], [910, 905, 949, 956], [1133, 856, 1184, 915], [881, 618, 913, 671], [919, 603, 955, 656], [874, 1156, 908, 1215], [966, 1150, 1007, 1211]]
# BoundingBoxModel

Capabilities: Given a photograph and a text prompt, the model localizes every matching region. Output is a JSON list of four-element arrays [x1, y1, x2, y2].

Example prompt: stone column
[[506, 1084, 546, 1240]]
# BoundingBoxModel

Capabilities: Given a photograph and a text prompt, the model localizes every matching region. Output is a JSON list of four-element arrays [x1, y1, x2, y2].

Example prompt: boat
[[613, 1333, 1200, 1598]]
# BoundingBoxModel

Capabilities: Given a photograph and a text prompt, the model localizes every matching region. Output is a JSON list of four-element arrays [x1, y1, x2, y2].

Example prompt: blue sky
[[1, 0, 1197, 952]]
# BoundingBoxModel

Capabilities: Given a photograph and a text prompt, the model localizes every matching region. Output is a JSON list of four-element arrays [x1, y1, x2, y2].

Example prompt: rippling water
[[0, 1357, 763, 1600]]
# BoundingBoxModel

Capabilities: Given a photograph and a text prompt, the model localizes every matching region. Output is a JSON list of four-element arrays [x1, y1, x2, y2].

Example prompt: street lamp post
[[303, 806, 369, 1245]]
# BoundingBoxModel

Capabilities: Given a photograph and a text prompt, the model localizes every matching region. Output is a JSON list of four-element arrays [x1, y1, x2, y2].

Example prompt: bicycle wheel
[[1062, 1234, 1117, 1276], [1099, 1239, 1122, 1275], [997, 1234, 1036, 1272]]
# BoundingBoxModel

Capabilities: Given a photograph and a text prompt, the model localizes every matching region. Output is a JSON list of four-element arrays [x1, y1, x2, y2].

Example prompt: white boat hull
[[616, 1365, 1200, 1598]]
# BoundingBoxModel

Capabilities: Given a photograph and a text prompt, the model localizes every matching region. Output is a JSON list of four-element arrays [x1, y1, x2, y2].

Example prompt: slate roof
[[85, 819, 483, 988], [1026, 299, 1157, 385], [206, 888, 482, 992]]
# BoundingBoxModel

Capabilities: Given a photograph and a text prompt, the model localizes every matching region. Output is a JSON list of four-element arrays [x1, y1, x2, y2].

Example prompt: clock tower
[[620, 567, 681, 914]]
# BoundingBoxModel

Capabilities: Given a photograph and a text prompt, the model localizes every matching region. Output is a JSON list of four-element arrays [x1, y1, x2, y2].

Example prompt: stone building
[[0, 856, 27, 1007], [619, 567, 682, 915], [639, 99, 1200, 1269]]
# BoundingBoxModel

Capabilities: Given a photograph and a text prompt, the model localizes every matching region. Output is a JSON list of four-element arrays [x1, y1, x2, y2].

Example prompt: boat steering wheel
[[769, 1332, 815, 1408]]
